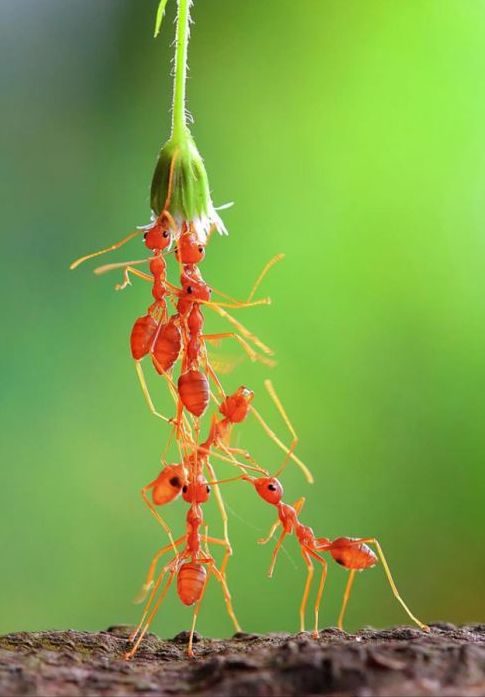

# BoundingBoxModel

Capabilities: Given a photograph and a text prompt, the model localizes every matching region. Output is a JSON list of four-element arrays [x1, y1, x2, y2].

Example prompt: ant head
[[144, 216, 172, 252], [182, 475, 211, 504], [220, 386, 254, 424], [182, 278, 211, 303], [176, 232, 206, 264], [150, 463, 186, 506], [244, 476, 283, 505]]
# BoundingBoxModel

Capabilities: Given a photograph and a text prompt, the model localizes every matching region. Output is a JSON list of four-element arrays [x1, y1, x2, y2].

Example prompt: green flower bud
[[150, 132, 227, 242]]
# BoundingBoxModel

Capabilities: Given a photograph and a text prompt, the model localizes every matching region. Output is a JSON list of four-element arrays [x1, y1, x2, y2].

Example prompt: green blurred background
[[1, 0, 484, 638]]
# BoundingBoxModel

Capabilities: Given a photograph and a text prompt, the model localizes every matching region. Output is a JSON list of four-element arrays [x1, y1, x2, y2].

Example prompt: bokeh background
[[1, 0, 485, 638]]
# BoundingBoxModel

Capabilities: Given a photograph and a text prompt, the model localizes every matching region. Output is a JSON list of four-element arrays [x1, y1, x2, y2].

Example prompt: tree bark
[[1, 624, 484, 696]]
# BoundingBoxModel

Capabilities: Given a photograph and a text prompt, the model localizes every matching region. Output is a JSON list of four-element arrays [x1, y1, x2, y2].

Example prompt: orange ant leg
[[187, 581, 208, 658], [93, 261, 152, 289], [247, 253, 285, 302], [329, 537, 429, 632], [267, 528, 288, 578], [197, 446, 266, 475], [299, 550, 314, 633], [205, 298, 271, 310], [258, 518, 281, 545], [70, 229, 143, 270], [219, 442, 268, 476], [258, 497, 305, 545], [368, 538, 429, 631], [203, 333, 275, 368], [133, 537, 186, 606], [125, 568, 176, 659], [337, 569, 356, 631], [134, 361, 172, 423], [209, 561, 241, 633], [204, 460, 232, 574], [206, 304, 274, 357], [306, 549, 328, 638], [141, 486, 179, 555], [250, 407, 313, 484], [264, 379, 313, 483]]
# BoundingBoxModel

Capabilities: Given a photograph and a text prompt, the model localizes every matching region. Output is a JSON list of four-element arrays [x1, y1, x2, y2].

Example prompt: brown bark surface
[[1, 623, 484, 696]]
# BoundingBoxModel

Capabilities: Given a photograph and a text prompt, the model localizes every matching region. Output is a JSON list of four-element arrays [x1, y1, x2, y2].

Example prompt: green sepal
[[150, 133, 211, 222]]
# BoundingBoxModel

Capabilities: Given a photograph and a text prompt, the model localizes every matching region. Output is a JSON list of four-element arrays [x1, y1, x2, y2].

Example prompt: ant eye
[[208, 288, 212, 294], [198, 246, 204, 253], [163, 230, 169, 238], [206, 485, 211, 493], [182, 485, 188, 493], [143, 232, 148, 240], [268, 484, 277, 491], [187, 286, 193, 294], [169, 476, 181, 488]]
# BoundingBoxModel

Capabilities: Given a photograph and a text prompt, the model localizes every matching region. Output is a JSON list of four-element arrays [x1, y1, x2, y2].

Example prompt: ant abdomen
[[130, 315, 158, 360], [329, 537, 377, 570], [177, 562, 207, 606]]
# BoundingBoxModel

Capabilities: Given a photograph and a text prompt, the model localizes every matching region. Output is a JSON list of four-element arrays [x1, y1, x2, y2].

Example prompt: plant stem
[[172, 0, 191, 141]]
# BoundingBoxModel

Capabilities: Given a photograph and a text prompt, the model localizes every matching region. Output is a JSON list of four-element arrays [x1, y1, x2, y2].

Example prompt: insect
[[242, 382, 429, 636], [126, 464, 241, 659]]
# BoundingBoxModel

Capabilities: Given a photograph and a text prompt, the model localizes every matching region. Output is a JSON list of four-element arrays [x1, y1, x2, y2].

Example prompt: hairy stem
[[172, 0, 191, 141]]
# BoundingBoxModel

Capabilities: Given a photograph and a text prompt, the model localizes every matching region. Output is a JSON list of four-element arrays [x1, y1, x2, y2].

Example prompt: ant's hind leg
[[250, 406, 313, 484], [368, 538, 430, 632], [125, 569, 176, 659], [204, 460, 231, 574], [337, 569, 356, 631], [209, 562, 241, 633]]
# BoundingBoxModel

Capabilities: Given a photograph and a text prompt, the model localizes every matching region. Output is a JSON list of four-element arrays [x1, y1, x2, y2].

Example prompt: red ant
[[243, 381, 429, 637], [126, 464, 242, 659]]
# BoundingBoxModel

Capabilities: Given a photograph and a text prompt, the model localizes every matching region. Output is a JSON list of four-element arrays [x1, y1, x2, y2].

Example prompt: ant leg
[[94, 262, 152, 288], [268, 528, 288, 578], [259, 497, 304, 545], [187, 589, 207, 658], [198, 447, 265, 475], [247, 253, 285, 302], [368, 538, 429, 631], [206, 304, 274, 357], [132, 536, 185, 606], [203, 333, 276, 368], [299, 550, 314, 632], [70, 229, 143, 270], [307, 550, 328, 639], [130, 567, 167, 642], [209, 562, 241, 633], [125, 568, 176, 659], [206, 298, 271, 310], [329, 537, 429, 632], [337, 569, 356, 631], [134, 361, 173, 423], [251, 407, 313, 484], [258, 518, 281, 545], [219, 442, 268, 476], [141, 487, 179, 554], [204, 460, 232, 575]]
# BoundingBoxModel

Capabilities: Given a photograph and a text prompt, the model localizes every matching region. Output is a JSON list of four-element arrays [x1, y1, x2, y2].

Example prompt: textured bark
[[1, 624, 484, 696]]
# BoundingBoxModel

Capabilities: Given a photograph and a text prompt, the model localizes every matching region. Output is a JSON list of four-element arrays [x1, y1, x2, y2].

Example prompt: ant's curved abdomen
[[152, 317, 182, 373], [178, 369, 210, 417], [130, 315, 159, 360], [177, 562, 207, 606], [330, 537, 377, 570]]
